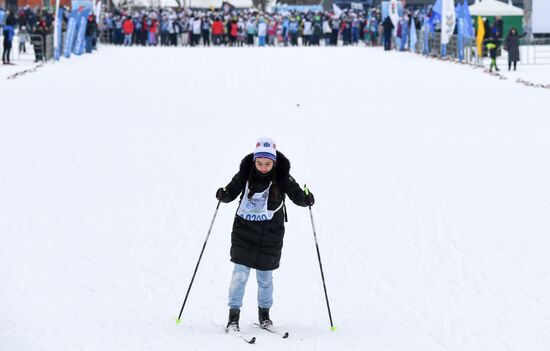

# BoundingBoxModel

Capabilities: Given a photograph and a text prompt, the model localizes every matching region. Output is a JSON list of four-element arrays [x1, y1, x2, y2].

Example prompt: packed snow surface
[[2, 46, 550, 351]]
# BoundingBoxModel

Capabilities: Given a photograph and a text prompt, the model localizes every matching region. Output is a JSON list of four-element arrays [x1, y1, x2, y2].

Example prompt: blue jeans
[[85, 36, 92, 53], [228, 263, 273, 309]]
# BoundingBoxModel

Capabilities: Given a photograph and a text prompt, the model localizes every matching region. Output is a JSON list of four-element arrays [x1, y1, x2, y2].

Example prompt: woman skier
[[215, 137, 315, 332]]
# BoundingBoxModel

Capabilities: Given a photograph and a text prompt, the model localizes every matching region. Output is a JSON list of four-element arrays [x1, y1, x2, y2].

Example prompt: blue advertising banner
[[54, 7, 65, 60], [63, 9, 80, 58], [73, 9, 91, 55]]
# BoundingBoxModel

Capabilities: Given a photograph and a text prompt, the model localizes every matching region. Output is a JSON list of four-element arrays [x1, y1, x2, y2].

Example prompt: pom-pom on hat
[[253, 137, 277, 161]]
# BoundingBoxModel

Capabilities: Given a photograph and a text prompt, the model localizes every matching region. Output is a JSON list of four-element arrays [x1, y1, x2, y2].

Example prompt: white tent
[[184, 0, 253, 8], [469, 0, 523, 17], [118, 0, 253, 8]]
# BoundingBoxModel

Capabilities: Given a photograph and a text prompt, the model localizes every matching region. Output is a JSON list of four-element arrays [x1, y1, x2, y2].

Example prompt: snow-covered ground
[[0, 40, 40, 80], [2, 46, 550, 351], [494, 44, 550, 84]]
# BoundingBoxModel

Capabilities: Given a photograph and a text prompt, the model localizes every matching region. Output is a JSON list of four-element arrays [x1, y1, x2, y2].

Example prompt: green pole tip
[[330, 326, 337, 332], [175, 318, 182, 325]]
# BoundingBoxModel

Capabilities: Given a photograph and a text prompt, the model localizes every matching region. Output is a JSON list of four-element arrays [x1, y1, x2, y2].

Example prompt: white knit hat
[[253, 137, 277, 161]]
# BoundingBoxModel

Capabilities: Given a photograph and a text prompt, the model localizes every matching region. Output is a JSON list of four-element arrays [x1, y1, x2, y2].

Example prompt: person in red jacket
[[122, 16, 134, 46], [229, 20, 238, 46], [149, 18, 158, 46], [212, 17, 224, 46]]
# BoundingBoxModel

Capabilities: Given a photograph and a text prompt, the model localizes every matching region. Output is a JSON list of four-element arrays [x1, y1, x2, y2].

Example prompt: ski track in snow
[[1, 46, 550, 351]]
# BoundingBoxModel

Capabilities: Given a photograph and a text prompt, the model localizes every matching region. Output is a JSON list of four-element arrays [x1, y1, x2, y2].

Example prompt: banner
[[456, 3, 464, 61], [462, 0, 475, 38], [410, 18, 417, 52], [332, 4, 343, 18], [63, 9, 80, 58], [441, 0, 456, 45], [381, 1, 403, 23], [389, 0, 399, 27], [54, 6, 64, 60], [73, 8, 91, 55], [94, 0, 102, 22], [476, 16, 485, 58]]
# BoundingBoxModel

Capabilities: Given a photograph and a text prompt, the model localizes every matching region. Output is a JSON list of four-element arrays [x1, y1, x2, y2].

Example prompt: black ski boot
[[226, 308, 240, 332], [258, 307, 273, 329]]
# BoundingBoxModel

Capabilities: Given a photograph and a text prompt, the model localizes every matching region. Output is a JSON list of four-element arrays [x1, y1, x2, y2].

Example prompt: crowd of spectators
[[1, 3, 528, 71], [100, 8, 383, 47]]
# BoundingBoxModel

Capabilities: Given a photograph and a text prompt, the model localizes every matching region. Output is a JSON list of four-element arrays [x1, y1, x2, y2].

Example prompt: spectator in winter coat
[[85, 14, 98, 53], [237, 18, 246, 46], [229, 20, 238, 46], [212, 18, 224, 45], [504, 27, 525, 71], [191, 17, 201, 46], [122, 16, 134, 46], [302, 18, 312, 46], [322, 18, 332, 46], [18, 26, 28, 53], [149, 18, 158, 46], [341, 18, 351, 46], [201, 17, 211, 46], [330, 17, 340, 46], [267, 20, 277, 46], [312, 16, 322, 46], [382, 16, 394, 51], [289, 17, 299, 46], [2, 11, 16, 64], [257, 18, 267, 46], [216, 137, 315, 332], [246, 18, 255, 46]]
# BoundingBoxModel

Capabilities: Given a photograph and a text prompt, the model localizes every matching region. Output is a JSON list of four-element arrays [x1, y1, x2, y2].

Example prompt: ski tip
[[330, 326, 337, 332], [175, 318, 182, 325], [249, 337, 256, 344]]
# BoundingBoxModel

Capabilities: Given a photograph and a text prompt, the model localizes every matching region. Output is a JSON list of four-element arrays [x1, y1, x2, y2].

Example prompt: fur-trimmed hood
[[238, 151, 291, 184]]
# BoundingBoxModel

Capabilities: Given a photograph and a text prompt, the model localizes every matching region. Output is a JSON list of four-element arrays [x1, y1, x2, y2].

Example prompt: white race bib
[[236, 181, 283, 221]]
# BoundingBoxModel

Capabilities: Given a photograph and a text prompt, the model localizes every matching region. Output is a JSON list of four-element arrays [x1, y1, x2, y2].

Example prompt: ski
[[225, 326, 256, 344], [253, 323, 289, 338]]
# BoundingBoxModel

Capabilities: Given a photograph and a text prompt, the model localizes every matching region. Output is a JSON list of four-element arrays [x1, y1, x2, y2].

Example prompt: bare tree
[[523, 0, 532, 39]]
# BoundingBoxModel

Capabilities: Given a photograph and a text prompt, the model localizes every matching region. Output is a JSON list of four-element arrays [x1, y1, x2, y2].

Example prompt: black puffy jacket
[[218, 151, 308, 270]]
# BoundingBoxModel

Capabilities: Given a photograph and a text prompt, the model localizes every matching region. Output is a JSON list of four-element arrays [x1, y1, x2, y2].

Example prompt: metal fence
[[531, 40, 550, 65], [10, 33, 53, 62], [407, 31, 550, 66]]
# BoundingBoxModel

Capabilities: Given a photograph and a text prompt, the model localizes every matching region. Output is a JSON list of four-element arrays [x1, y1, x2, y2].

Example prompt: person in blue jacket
[[2, 11, 16, 65]]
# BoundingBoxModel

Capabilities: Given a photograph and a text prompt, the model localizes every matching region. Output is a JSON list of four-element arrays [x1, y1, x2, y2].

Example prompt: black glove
[[304, 189, 315, 206], [216, 187, 227, 201]]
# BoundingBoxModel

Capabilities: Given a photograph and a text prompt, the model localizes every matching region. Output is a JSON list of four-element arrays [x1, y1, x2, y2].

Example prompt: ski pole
[[304, 185, 336, 331], [176, 200, 221, 325]]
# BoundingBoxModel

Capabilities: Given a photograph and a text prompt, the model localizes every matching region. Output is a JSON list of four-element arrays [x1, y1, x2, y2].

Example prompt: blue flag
[[462, 0, 475, 38], [54, 7, 65, 60], [456, 3, 464, 61], [63, 9, 80, 58], [73, 9, 91, 55], [429, 0, 442, 33]]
